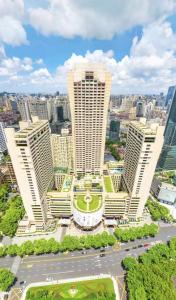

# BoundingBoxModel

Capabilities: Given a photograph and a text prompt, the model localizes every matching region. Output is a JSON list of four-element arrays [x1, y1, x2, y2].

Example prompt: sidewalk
[[12, 226, 64, 245]]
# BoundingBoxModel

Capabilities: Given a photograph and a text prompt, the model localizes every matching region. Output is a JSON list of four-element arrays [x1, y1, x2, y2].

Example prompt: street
[[1, 225, 176, 300]]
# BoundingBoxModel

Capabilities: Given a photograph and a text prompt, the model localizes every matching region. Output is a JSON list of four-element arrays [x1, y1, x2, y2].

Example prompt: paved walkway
[[8, 288, 22, 300], [66, 222, 107, 236], [12, 227, 63, 245]]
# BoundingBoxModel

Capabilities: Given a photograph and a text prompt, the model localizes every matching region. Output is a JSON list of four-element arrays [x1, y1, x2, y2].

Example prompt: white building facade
[[5, 120, 53, 229], [68, 64, 111, 175]]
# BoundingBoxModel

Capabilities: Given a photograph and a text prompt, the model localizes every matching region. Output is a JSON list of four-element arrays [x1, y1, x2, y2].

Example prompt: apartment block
[[51, 128, 73, 171], [29, 98, 49, 120], [123, 119, 164, 219], [17, 98, 31, 122], [5, 120, 53, 229]]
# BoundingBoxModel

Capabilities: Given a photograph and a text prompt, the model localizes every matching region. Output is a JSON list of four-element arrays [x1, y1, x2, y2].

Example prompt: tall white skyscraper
[[5, 119, 53, 229], [123, 119, 164, 219], [68, 64, 111, 175]]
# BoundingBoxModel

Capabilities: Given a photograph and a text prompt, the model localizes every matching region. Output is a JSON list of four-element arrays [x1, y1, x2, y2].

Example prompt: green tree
[[6, 244, 19, 256], [0, 196, 25, 237], [122, 256, 138, 271], [0, 268, 15, 291]]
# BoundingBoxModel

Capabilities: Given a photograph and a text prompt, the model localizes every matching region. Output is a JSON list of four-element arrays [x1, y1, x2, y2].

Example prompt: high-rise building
[[5, 119, 53, 229], [136, 101, 144, 117], [109, 120, 120, 141], [29, 98, 49, 120], [157, 88, 176, 170], [51, 128, 73, 171], [18, 97, 49, 121], [120, 97, 133, 112], [165, 86, 176, 107], [123, 120, 164, 219], [17, 98, 31, 122], [68, 64, 111, 175], [0, 122, 7, 153]]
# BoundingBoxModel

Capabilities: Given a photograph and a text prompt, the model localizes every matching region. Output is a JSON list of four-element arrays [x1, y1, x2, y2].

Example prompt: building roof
[[15, 120, 48, 138], [158, 186, 176, 204], [130, 120, 157, 135]]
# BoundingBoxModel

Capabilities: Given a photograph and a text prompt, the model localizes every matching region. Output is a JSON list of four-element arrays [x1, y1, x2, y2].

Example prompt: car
[[100, 249, 105, 253], [100, 253, 106, 257], [138, 244, 143, 248], [20, 281, 26, 285], [144, 243, 150, 247], [132, 246, 137, 249], [125, 248, 130, 251], [82, 250, 87, 255]]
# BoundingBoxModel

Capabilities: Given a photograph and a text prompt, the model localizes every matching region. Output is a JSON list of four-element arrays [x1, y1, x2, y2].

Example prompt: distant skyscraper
[[17, 98, 31, 122], [165, 86, 176, 107], [53, 96, 70, 122], [18, 98, 49, 121], [136, 101, 144, 117], [5, 119, 53, 229], [157, 88, 176, 170], [0, 122, 7, 153], [68, 64, 111, 175], [29, 98, 49, 120], [109, 120, 120, 141], [123, 120, 164, 219]]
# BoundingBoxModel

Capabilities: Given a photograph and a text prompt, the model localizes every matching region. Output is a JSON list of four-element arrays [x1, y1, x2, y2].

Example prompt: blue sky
[[1, 0, 176, 94], [5, 25, 142, 73]]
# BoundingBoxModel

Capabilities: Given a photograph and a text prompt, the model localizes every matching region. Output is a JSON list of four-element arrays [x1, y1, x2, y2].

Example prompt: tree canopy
[[0, 268, 15, 291], [0, 195, 25, 237], [146, 198, 172, 222], [0, 231, 117, 258], [122, 237, 176, 300], [114, 223, 158, 242]]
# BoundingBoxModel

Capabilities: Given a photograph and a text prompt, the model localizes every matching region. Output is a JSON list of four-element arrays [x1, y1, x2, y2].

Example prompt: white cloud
[[31, 68, 51, 78], [0, 0, 27, 46], [0, 47, 33, 76], [29, 0, 176, 39], [1, 20, 176, 94], [35, 58, 44, 65]]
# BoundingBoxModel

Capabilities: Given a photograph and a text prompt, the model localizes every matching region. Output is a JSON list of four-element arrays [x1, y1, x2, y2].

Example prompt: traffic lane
[[0, 256, 14, 268], [16, 247, 146, 287], [16, 255, 124, 287], [19, 224, 175, 264]]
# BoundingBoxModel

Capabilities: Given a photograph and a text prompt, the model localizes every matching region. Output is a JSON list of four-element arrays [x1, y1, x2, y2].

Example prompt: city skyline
[[0, 1, 176, 94], [0, 2, 176, 299]]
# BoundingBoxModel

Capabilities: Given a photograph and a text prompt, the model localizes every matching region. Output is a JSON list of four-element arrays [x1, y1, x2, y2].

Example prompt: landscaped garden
[[104, 176, 113, 192], [75, 194, 102, 212], [26, 278, 116, 300], [155, 170, 176, 186], [146, 198, 173, 222]]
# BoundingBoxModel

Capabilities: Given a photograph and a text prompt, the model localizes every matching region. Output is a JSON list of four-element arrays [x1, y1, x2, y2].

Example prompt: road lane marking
[[21, 249, 116, 265], [41, 270, 74, 276]]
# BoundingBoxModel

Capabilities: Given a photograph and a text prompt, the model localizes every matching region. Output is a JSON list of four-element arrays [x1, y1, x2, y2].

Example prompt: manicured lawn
[[26, 278, 115, 300], [104, 176, 113, 192], [89, 195, 101, 211], [76, 195, 87, 211], [75, 194, 101, 212]]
